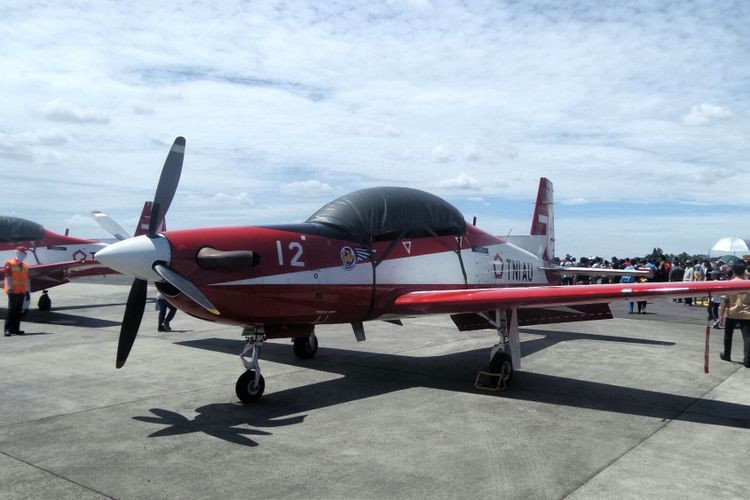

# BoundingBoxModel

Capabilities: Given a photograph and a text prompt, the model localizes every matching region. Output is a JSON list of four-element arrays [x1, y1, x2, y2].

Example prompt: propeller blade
[[149, 137, 185, 236], [153, 263, 220, 316], [116, 278, 148, 368], [92, 210, 130, 241]]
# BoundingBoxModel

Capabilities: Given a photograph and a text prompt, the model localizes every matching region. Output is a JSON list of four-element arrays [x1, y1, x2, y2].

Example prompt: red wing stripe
[[392, 281, 750, 316]]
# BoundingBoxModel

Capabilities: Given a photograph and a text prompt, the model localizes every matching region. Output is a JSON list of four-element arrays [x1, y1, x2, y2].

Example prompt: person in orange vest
[[4, 246, 30, 336]]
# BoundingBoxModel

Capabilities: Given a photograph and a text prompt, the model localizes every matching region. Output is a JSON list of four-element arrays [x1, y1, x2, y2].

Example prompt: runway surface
[[1, 280, 749, 499]]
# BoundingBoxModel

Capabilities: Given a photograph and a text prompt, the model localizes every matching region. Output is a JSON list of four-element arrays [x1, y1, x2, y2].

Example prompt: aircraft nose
[[95, 234, 171, 282]]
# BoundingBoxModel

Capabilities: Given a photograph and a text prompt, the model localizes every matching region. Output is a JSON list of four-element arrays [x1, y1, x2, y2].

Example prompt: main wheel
[[235, 370, 265, 403], [489, 351, 513, 385], [293, 335, 318, 359], [38, 292, 51, 311]]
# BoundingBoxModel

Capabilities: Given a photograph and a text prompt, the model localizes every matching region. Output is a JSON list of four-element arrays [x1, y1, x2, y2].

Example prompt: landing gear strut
[[475, 308, 520, 391], [236, 329, 266, 403]]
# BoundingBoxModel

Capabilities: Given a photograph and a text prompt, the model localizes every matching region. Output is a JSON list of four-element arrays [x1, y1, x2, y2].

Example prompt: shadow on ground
[[130, 330, 748, 447]]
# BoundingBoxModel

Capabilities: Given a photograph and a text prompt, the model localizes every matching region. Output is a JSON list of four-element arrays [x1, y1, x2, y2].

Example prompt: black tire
[[293, 335, 318, 359], [38, 293, 51, 311], [235, 370, 265, 403], [489, 351, 514, 385]]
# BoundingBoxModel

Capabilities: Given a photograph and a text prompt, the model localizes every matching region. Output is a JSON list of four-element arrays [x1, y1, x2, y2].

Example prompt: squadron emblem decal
[[340, 246, 370, 270]]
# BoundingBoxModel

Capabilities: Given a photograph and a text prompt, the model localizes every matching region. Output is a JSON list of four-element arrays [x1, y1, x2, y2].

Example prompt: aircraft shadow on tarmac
[[130, 330, 749, 447], [3, 299, 155, 329], [133, 407, 304, 447], [2, 309, 121, 329], [16, 309, 122, 329], [45, 301, 144, 312]]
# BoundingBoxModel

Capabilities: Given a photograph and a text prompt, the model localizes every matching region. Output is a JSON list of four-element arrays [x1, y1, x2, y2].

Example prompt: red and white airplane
[[0, 203, 157, 310], [95, 137, 750, 403]]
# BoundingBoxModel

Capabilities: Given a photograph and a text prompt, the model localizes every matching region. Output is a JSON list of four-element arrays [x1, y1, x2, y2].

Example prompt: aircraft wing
[[0, 259, 110, 292], [391, 280, 750, 316]]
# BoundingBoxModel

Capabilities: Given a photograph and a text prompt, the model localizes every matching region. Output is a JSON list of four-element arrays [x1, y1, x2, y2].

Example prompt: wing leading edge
[[391, 280, 750, 316]]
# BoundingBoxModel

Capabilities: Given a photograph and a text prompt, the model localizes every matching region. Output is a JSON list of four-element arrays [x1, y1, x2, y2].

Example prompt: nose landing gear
[[236, 329, 266, 403]]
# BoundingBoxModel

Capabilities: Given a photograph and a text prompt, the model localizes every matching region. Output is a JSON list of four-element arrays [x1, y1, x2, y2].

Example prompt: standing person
[[655, 259, 668, 282], [636, 260, 651, 313], [710, 294, 723, 328], [156, 292, 177, 332], [683, 260, 695, 306], [621, 262, 637, 314], [718, 263, 750, 366], [4, 246, 30, 336], [706, 266, 722, 327], [693, 260, 706, 305], [669, 260, 685, 303], [590, 257, 603, 285], [561, 256, 574, 286]]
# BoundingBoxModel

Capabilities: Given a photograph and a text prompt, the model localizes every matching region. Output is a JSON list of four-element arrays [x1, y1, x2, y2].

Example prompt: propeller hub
[[95, 234, 170, 282]]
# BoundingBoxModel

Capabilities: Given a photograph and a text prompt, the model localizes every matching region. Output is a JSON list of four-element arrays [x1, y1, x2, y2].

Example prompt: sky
[[2, 0, 748, 258]]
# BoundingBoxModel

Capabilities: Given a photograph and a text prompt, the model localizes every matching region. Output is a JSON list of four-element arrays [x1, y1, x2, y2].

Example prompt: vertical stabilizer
[[133, 201, 166, 236], [529, 178, 554, 262]]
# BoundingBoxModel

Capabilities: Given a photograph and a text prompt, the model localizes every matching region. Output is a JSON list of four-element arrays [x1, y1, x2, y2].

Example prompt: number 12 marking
[[276, 240, 305, 267]]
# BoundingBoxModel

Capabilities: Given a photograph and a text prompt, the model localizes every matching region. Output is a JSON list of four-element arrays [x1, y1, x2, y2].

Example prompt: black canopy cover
[[306, 187, 466, 242], [0, 216, 43, 243]]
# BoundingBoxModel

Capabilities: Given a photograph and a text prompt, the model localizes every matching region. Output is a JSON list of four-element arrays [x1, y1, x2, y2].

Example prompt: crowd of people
[[556, 254, 750, 368], [555, 254, 741, 286]]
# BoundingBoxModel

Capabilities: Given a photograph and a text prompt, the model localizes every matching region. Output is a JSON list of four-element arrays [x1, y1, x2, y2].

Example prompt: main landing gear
[[293, 334, 318, 359], [235, 329, 319, 403], [475, 308, 520, 391]]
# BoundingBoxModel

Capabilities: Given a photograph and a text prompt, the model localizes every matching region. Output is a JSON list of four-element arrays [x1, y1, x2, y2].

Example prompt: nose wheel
[[236, 330, 266, 403], [236, 369, 265, 403]]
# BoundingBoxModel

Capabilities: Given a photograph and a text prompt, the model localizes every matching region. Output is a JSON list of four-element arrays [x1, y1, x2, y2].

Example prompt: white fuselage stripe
[[209, 244, 548, 287]]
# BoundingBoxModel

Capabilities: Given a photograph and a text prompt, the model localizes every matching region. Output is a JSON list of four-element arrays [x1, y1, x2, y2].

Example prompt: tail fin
[[133, 201, 166, 237], [529, 177, 554, 262]]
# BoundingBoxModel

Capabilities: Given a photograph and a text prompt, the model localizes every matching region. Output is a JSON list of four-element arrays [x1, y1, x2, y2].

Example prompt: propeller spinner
[[95, 137, 219, 369]]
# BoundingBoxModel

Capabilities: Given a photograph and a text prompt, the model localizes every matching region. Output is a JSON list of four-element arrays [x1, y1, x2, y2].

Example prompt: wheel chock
[[475, 371, 507, 392]]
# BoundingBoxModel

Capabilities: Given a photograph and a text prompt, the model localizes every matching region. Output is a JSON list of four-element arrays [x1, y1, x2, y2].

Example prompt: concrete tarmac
[[1, 281, 749, 499]]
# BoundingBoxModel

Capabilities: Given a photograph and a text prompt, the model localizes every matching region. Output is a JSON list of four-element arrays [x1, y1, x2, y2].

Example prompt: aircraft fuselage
[[157, 223, 552, 333]]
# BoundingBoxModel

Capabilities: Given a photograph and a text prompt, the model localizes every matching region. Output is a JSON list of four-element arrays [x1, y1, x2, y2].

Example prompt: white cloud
[[0, 130, 69, 162], [561, 197, 589, 206], [181, 192, 254, 208], [431, 144, 453, 163], [213, 192, 253, 206], [132, 103, 155, 115], [437, 173, 481, 190], [42, 100, 110, 124], [681, 103, 733, 126], [465, 146, 481, 162], [280, 180, 333, 196], [64, 214, 98, 228]]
